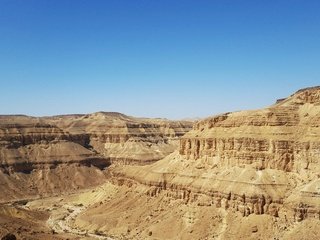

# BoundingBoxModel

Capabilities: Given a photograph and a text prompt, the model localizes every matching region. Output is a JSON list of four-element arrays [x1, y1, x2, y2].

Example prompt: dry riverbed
[[17, 182, 119, 240]]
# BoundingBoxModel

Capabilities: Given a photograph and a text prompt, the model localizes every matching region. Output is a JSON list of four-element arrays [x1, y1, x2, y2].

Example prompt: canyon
[[0, 112, 192, 202], [1, 87, 320, 240]]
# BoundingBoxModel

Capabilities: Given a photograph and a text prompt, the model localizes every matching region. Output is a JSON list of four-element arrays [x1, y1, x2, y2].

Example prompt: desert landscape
[[1, 87, 319, 239], [1, 1, 320, 239]]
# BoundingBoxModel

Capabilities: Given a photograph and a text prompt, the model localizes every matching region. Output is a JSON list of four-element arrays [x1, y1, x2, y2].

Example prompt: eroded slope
[[76, 87, 320, 239], [46, 112, 192, 165]]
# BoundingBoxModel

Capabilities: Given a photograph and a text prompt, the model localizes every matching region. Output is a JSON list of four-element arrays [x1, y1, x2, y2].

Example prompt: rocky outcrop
[[285, 179, 320, 222], [2, 88, 319, 239], [179, 87, 320, 175], [0, 112, 192, 170], [111, 87, 320, 222], [45, 112, 193, 165], [112, 153, 288, 218], [0, 115, 109, 171], [0, 115, 110, 201], [0, 113, 192, 201]]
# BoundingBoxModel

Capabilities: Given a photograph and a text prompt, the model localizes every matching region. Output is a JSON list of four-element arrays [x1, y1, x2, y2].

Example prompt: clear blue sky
[[0, 0, 319, 119]]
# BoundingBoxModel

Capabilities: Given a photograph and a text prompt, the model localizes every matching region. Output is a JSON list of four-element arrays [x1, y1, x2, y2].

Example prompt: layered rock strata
[[0, 115, 108, 171], [45, 112, 192, 165], [0, 115, 109, 201], [0, 113, 192, 201], [110, 87, 320, 222]]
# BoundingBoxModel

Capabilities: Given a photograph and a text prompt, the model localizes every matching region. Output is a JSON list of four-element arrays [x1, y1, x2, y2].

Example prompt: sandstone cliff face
[[45, 112, 192, 165], [0, 113, 192, 201], [180, 88, 320, 174], [0, 115, 108, 170], [0, 115, 110, 201], [109, 87, 320, 226], [1, 89, 319, 240]]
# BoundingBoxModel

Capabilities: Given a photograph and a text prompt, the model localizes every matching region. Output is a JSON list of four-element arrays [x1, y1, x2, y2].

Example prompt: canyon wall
[[0, 115, 109, 201], [45, 112, 192, 165], [110, 87, 320, 224], [0, 113, 192, 201]]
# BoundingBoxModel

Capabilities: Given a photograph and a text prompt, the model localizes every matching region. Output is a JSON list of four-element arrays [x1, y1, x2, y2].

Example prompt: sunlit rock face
[[1, 89, 319, 240], [0, 115, 108, 201], [0, 113, 192, 201], [111, 87, 320, 222], [175, 87, 320, 219], [45, 112, 193, 165]]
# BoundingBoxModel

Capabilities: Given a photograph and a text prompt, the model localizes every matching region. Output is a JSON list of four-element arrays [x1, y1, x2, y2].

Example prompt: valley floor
[[1, 180, 319, 240]]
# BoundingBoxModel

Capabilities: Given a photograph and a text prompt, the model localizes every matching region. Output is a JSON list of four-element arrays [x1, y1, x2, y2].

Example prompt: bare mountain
[[1, 88, 320, 239], [75, 87, 320, 239]]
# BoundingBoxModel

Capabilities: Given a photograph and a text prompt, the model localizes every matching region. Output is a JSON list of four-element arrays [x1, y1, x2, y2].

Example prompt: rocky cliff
[[45, 112, 192, 165], [0, 115, 109, 201], [1, 88, 320, 239], [0, 113, 192, 201], [81, 87, 320, 239], [0, 115, 106, 169], [180, 86, 320, 175]]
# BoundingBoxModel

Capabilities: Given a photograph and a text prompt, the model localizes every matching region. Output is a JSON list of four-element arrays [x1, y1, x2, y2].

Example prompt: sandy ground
[[1, 179, 319, 240], [24, 182, 118, 240]]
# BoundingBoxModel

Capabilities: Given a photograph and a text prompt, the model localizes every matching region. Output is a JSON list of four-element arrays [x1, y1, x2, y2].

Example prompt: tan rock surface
[[45, 112, 192, 165], [0, 115, 109, 202], [0, 113, 191, 202], [1, 88, 320, 239], [0, 113, 191, 239], [75, 87, 320, 239]]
